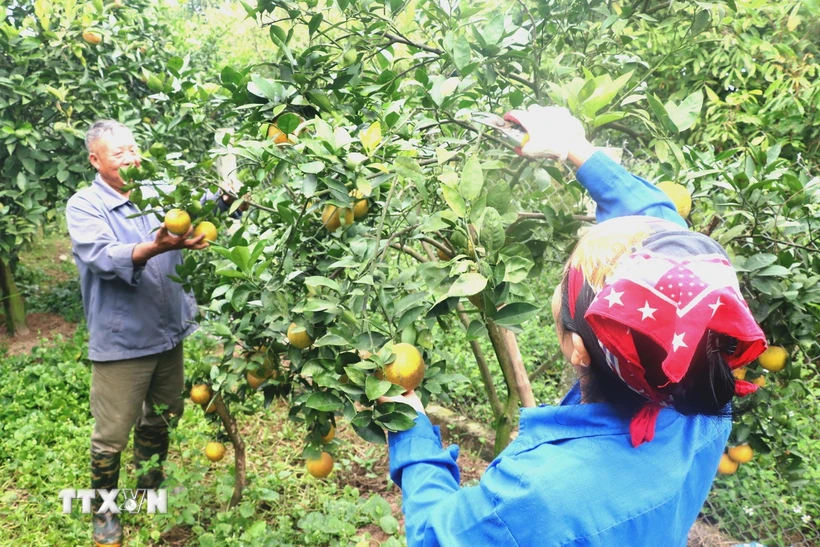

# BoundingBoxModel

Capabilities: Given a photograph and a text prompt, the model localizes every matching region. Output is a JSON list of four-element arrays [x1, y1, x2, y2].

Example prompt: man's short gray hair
[[85, 120, 133, 152]]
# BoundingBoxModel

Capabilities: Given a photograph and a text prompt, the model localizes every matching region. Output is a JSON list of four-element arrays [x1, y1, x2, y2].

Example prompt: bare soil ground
[[0, 312, 78, 356]]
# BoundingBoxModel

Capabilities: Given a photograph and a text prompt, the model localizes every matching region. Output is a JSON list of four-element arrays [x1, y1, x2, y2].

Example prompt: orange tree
[[131, 1, 818, 529], [0, 0, 225, 335], [123, 0, 744, 506]]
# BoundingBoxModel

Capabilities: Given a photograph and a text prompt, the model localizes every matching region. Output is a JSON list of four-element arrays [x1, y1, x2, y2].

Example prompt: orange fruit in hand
[[193, 221, 218, 242], [717, 453, 739, 475], [381, 343, 425, 392], [164, 209, 191, 236], [306, 452, 334, 478]]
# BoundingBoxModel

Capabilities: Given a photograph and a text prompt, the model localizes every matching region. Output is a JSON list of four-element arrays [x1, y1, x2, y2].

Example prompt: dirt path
[[0, 312, 78, 356]]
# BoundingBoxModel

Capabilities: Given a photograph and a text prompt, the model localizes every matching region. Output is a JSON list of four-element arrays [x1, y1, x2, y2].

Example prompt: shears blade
[[470, 112, 528, 145]]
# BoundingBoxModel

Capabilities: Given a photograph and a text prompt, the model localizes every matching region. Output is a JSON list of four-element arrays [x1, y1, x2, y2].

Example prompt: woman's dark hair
[[560, 275, 739, 417]]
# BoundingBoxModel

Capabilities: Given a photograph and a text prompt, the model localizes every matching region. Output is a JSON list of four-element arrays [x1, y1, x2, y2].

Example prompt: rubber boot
[[133, 424, 169, 490], [91, 451, 123, 547]]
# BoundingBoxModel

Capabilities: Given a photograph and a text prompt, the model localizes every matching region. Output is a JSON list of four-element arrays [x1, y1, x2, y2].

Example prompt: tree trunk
[[0, 258, 29, 336], [212, 394, 246, 508]]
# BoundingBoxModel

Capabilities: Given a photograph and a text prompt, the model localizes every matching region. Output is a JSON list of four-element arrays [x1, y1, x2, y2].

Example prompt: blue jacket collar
[[92, 174, 130, 211], [514, 383, 677, 446]]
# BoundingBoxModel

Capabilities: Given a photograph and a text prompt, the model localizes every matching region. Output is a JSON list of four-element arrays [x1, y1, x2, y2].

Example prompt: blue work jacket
[[388, 153, 722, 546], [66, 175, 198, 362], [389, 384, 730, 546]]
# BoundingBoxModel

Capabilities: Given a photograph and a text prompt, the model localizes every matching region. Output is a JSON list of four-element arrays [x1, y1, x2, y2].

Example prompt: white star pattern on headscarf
[[708, 296, 724, 318], [637, 301, 657, 320], [672, 332, 688, 352], [604, 289, 624, 307]]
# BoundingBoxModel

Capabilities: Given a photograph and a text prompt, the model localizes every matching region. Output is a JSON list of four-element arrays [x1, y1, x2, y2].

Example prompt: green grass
[[0, 329, 405, 547]]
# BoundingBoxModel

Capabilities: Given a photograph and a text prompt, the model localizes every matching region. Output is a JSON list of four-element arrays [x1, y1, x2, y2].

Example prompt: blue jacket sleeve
[[66, 196, 144, 286], [575, 151, 686, 227], [389, 415, 517, 546]]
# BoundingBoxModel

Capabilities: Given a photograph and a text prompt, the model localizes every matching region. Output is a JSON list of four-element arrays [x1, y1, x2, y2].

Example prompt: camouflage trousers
[[90, 342, 185, 488]]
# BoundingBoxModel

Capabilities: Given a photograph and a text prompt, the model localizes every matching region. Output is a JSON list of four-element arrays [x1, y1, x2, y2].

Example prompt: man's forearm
[[132, 242, 160, 266]]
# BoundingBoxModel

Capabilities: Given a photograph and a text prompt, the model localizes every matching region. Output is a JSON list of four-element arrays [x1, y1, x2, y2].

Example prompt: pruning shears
[[470, 112, 530, 147]]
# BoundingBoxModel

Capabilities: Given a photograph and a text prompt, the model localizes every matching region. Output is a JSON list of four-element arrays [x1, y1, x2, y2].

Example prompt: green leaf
[[365, 375, 393, 400], [441, 186, 467, 217], [458, 156, 484, 201], [743, 253, 778, 272], [479, 207, 505, 256], [690, 10, 711, 36], [308, 13, 323, 36], [757, 265, 792, 277], [277, 112, 300, 133], [453, 35, 472, 71], [248, 75, 285, 102], [379, 515, 400, 535], [307, 89, 334, 112], [502, 256, 534, 283], [486, 181, 511, 214], [299, 161, 325, 174], [314, 334, 348, 347], [665, 90, 703, 132], [466, 319, 488, 341], [491, 302, 539, 327], [582, 71, 633, 118], [448, 272, 488, 297], [305, 392, 344, 412], [361, 121, 382, 155], [647, 94, 678, 134]]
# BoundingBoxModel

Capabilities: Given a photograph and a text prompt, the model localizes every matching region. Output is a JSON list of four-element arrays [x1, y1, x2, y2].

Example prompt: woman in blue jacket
[[383, 107, 767, 546]]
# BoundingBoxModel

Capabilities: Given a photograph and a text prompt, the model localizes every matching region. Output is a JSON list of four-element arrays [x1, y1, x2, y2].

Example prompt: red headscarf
[[566, 216, 767, 446]]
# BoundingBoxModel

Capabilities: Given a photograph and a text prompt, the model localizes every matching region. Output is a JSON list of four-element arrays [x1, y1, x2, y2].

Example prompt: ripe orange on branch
[[717, 453, 738, 475], [350, 190, 369, 219], [82, 29, 103, 45], [205, 442, 225, 462], [306, 452, 334, 478], [727, 444, 754, 464], [758, 346, 788, 372], [190, 384, 211, 405], [267, 124, 288, 144], [322, 204, 354, 232], [287, 323, 313, 349]]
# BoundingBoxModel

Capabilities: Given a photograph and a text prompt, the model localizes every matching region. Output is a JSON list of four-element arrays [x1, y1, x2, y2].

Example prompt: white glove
[[504, 106, 587, 161]]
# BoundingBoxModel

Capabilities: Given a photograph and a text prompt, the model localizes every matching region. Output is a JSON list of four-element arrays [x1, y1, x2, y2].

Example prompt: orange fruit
[[193, 221, 217, 242], [321, 204, 354, 232], [205, 442, 225, 462], [436, 245, 453, 261], [733, 368, 747, 380], [190, 384, 211, 405], [164, 209, 191, 236], [267, 125, 288, 144], [381, 343, 425, 392], [287, 323, 313, 349], [717, 453, 739, 475], [350, 190, 369, 219], [727, 444, 754, 464], [247, 371, 267, 390], [82, 29, 103, 45], [758, 346, 788, 372], [656, 181, 692, 218], [752, 376, 766, 388], [306, 452, 334, 478], [321, 424, 336, 444]]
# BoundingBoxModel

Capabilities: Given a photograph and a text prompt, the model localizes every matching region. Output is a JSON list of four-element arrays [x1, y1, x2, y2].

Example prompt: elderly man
[[67, 120, 227, 546]]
